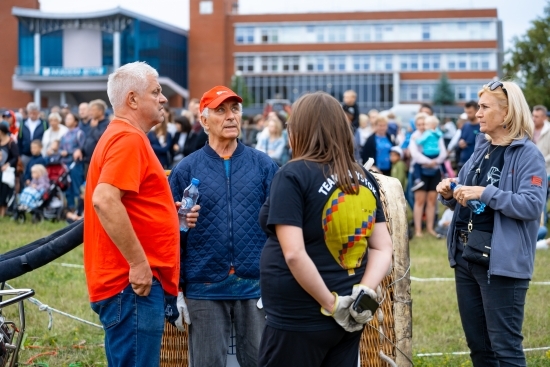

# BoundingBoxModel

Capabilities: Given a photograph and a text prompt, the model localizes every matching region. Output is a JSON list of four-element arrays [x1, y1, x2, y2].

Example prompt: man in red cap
[[169, 86, 279, 367]]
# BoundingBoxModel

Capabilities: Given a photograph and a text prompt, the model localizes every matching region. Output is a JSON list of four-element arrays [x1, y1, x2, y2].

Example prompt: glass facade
[[235, 20, 497, 44], [41, 30, 63, 67], [18, 22, 34, 67], [120, 19, 188, 88], [242, 73, 394, 111], [102, 32, 114, 67]]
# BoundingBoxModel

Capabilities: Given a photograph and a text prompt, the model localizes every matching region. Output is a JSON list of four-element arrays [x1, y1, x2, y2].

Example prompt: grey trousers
[[187, 298, 265, 367]]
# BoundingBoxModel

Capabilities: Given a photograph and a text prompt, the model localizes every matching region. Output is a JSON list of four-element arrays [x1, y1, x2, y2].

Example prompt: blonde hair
[[358, 113, 369, 127], [415, 112, 429, 124], [31, 164, 47, 178], [267, 117, 283, 137], [424, 115, 440, 129], [374, 115, 388, 125], [478, 81, 533, 145]]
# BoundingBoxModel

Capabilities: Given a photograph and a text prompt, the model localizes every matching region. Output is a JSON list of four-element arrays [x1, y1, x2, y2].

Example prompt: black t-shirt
[[456, 145, 506, 233], [259, 160, 386, 331]]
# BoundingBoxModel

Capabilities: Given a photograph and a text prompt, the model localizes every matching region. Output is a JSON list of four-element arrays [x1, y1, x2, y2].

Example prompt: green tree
[[504, 2, 550, 107], [432, 72, 455, 105], [231, 73, 253, 107]]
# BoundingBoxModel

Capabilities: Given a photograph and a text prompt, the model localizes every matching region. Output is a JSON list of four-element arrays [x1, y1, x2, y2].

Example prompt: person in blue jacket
[[437, 81, 546, 367], [169, 85, 279, 367]]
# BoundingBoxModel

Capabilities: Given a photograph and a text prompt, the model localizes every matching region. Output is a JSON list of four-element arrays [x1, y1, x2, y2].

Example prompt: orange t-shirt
[[83, 119, 180, 302]]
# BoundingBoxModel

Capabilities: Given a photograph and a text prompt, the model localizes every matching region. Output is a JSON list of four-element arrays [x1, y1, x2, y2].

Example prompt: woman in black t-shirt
[[258, 92, 393, 367]]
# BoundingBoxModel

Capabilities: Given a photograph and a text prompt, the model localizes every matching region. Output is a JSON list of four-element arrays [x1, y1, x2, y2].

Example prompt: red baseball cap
[[199, 86, 243, 113]]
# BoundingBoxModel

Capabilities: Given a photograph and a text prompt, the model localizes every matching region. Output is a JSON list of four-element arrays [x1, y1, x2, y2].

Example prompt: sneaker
[[411, 179, 425, 191]]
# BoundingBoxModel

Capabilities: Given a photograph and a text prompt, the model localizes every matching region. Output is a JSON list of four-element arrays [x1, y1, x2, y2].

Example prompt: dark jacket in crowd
[[23, 154, 47, 182], [342, 102, 360, 130], [184, 129, 208, 156], [360, 132, 397, 166], [18, 120, 48, 157], [147, 131, 173, 169], [82, 118, 109, 162]]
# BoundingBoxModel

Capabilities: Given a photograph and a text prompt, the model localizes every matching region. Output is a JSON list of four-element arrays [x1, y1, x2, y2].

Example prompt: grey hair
[[26, 102, 39, 112], [199, 103, 243, 135], [48, 112, 62, 122], [107, 61, 159, 111]]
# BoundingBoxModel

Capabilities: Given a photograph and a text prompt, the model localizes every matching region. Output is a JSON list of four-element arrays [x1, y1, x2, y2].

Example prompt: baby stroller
[[14, 160, 73, 224], [0, 220, 82, 367]]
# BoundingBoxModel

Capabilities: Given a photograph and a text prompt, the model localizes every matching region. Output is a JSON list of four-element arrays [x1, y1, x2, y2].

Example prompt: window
[[352, 25, 370, 42], [374, 25, 383, 41], [410, 54, 418, 71], [261, 56, 278, 72], [456, 86, 467, 100], [261, 28, 278, 43], [469, 85, 479, 100], [352, 55, 370, 71], [328, 55, 346, 71], [422, 24, 430, 41], [421, 85, 431, 100], [410, 84, 418, 100], [432, 54, 440, 70], [235, 56, 254, 72], [316, 27, 325, 42], [19, 23, 34, 68], [235, 27, 254, 44], [316, 56, 325, 71], [458, 53, 467, 70], [400, 55, 408, 71], [282, 56, 300, 72], [199, 1, 213, 14], [41, 30, 63, 67], [447, 54, 457, 70], [328, 26, 346, 42], [422, 54, 430, 70], [307, 56, 315, 71], [481, 53, 490, 70]]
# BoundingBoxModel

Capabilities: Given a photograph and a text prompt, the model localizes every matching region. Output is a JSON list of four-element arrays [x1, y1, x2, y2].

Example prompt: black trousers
[[258, 325, 363, 367], [454, 243, 529, 367]]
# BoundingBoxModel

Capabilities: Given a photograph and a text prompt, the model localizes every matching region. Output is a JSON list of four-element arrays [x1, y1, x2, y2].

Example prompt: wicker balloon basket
[[160, 173, 412, 367]]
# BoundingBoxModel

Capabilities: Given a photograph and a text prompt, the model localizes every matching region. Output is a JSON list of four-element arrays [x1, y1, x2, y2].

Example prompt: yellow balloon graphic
[[321, 187, 377, 275]]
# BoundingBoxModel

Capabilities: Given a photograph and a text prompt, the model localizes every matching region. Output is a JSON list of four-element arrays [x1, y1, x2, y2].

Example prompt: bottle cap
[[191, 178, 200, 186]]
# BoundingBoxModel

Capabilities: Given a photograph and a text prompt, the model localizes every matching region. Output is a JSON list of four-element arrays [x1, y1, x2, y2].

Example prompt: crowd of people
[[2, 58, 550, 367]]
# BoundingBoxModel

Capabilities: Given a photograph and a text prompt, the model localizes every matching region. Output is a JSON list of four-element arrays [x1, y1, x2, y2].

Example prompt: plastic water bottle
[[450, 182, 486, 214], [178, 178, 200, 232]]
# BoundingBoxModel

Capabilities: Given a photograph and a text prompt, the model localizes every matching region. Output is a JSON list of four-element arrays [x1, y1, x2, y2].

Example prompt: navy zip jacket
[[18, 120, 48, 156], [169, 141, 279, 286]]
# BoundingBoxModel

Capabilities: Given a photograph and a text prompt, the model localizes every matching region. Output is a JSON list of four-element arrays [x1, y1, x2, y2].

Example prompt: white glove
[[321, 292, 363, 333], [349, 284, 378, 324], [175, 291, 191, 331]]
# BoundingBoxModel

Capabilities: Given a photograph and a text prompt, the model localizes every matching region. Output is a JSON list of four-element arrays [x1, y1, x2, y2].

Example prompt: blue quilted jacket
[[169, 141, 279, 285]]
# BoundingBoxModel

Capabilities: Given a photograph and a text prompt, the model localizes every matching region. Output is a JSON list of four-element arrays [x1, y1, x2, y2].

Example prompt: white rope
[[416, 346, 550, 357], [411, 276, 550, 285], [4, 282, 103, 330]]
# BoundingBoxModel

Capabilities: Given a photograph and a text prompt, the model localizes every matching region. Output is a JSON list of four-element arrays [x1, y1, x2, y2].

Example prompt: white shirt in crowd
[[25, 118, 41, 138], [42, 125, 69, 156]]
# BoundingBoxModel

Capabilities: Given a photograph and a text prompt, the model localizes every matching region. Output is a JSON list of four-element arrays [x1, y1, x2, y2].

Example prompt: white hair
[[26, 102, 39, 112], [200, 103, 243, 136], [48, 112, 62, 122], [107, 62, 159, 111]]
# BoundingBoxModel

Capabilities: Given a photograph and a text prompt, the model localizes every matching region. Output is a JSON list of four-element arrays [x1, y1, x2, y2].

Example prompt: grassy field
[[1, 216, 549, 366]]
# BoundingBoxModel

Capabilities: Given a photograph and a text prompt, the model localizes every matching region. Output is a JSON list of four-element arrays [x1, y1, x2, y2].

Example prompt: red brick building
[[0, 0, 38, 109], [189, 0, 502, 111]]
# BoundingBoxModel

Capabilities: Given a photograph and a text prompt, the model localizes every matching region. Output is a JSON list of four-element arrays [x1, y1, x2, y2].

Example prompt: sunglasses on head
[[486, 81, 508, 97]]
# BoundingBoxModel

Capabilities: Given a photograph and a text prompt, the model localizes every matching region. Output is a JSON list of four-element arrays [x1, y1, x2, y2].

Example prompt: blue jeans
[[454, 248, 529, 367], [66, 161, 84, 210], [91, 279, 165, 367], [186, 298, 265, 367]]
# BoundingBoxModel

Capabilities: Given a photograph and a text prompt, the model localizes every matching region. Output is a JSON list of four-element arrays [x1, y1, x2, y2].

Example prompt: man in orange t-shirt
[[83, 62, 194, 367]]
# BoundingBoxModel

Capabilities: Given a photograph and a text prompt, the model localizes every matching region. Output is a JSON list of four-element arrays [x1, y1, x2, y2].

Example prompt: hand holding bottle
[[450, 182, 486, 214]]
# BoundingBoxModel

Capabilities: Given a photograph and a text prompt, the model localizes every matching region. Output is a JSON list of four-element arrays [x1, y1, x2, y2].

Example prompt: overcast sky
[[38, 0, 548, 51]]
